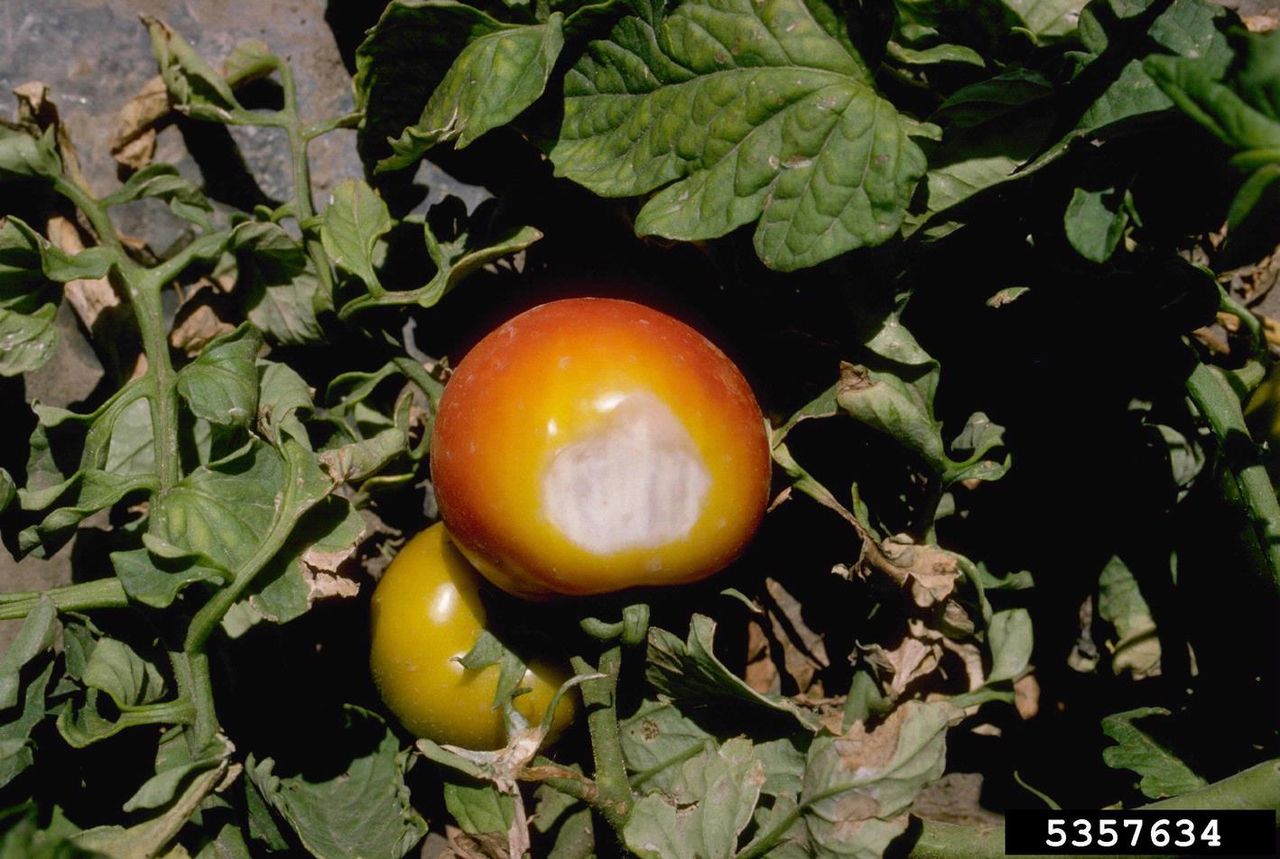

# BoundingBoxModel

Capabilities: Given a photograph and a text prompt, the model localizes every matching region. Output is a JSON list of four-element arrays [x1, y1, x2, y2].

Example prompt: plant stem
[[278, 60, 334, 302], [0, 579, 128, 619], [53, 177, 125, 256], [906, 758, 1280, 859], [1185, 361, 1280, 591], [571, 649, 635, 835], [170, 651, 217, 748]]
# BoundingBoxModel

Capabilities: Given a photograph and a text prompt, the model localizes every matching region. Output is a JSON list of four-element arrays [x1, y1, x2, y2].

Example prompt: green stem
[[118, 698, 197, 726], [302, 110, 364, 141], [52, 176, 125, 256], [1218, 283, 1264, 355], [170, 651, 217, 748], [907, 758, 1280, 859], [279, 61, 334, 301], [133, 271, 182, 505], [571, 648, 635, 834], [0, 579, 128, 619], [1186, 361, 1280, 591]]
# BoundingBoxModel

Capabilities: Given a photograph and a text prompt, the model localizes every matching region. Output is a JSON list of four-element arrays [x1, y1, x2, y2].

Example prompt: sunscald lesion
[[540, 392, 712, 557]]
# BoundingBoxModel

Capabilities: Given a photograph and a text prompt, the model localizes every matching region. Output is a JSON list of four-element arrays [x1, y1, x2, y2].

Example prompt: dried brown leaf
[[764, 577, 828, 695], [865, 627, 942, 698], [744, 621, 779, 695], [111, 76, 170, 172], [878, 534, 960, 608], [1014, 672, 1040, 720], [46, 215, 120, 330], [169, 299, 235, 357], [1244, 13, 1279, 32]]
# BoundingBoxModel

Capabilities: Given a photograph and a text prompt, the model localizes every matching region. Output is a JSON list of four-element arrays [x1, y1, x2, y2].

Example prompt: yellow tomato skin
[[431, 298, 771, 599], [369, 523, 574, 749]]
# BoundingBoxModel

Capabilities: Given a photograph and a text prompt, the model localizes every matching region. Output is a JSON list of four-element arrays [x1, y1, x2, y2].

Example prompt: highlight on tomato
[[368, 523, 575, 749], [430, 297, 771, 599]]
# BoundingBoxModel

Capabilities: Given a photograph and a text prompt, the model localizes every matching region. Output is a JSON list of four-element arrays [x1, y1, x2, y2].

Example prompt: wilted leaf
[[646, 615, 822, 731], [624, 738, 764, 859], [799, 700, 957, 858], [1097, 555, 1161, 679]]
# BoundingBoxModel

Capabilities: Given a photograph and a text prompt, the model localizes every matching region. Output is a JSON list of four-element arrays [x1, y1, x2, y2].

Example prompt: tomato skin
[[368, 523, 574, 749], [431, 297, 771, 599]]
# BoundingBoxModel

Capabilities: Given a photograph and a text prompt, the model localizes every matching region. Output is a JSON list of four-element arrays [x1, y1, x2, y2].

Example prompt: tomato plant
[[369, 523, 576, 748], [0, 1, 1277, 858], [431, 297, 771, 598]]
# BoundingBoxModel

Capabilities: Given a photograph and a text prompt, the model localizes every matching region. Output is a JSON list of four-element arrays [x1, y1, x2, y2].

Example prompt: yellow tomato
[[1246, 368, 1280, 447], [368, 523, 575, 749], [430, 297, 771, 599]]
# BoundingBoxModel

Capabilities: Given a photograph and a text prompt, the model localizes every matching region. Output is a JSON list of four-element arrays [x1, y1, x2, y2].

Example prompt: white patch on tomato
[[541, 393, 710, 554]]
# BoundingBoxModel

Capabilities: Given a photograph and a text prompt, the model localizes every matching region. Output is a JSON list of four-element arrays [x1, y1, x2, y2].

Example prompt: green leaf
[[339, 201, 540, 316], [1065, 186, 1128, 263], [799, 700, 955, 857], [1001, 0, 1088, 42], [0, 468, 14, 514], [0, 814, 106, 859], [18, 470, 154, 558], [57, 636, 170, 749], [231, 220, 324, 346], [886, 41, 985, 67], [619, 700, 714, 797], [946, 411, 1010, 484], [223, 38, 280, 87], [0, 303, 58, 376], [110, 548, 222, 609], [0, 598, 57, 709], [123, 730, 228, 812], [1097, 554, 1161, 678], [245, 707, 427, 859], [550, 0, 926, 271], [1229, 163, 1280, 231], [1148, 58, 1280, 151], [354, 0, 511, 169], [443, 781, 515, 834], [150, 441, 286, 572], [1101, 707, 1206, 799], [646, 615, 821, 731], [257, 359, 314, 448], [176, 324, 263, 427], [80, 638, 166, 710], [223, 495, 364, 636], [144, 16, 244, 120], [986, 608, 1033, 683], [0, 126, 62, 181], [100, 164, 214, 229], [932, 69, 1053, 128], [836, 349, 949, 475], [380, 16, 565, 171], [320, 180, 392, 293], [624, 738, 763, 859]]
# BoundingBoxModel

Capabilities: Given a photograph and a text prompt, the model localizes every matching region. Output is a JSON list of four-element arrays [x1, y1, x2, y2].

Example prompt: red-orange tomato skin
[[430, 298, 771, 599]]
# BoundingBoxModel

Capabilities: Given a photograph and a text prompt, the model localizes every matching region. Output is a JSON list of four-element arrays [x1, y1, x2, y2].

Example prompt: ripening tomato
[[430, 297, 771, 599], [368, 523, 575, 749], [1246, 365, 1280, 477]]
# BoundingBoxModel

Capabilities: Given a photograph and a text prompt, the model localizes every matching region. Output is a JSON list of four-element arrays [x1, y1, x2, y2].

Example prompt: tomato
[[368, 523, 575, 749], [1246, 365, 1280, 476], [430, 297, 771, 599]]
